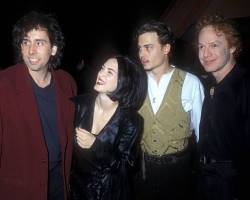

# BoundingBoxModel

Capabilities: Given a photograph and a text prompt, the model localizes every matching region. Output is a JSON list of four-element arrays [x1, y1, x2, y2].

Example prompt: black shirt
[[199, 65, 250, 162], [32, 78, 62, 170]]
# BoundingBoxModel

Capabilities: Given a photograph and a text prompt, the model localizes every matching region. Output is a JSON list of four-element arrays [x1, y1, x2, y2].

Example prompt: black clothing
[[198, 65, 250, 200], [32, 78, 62, 169], [32, 79, 64, 200], [134, 148, 193, 200], [48, 163, 64, 200], [70, 94, 143, 200]]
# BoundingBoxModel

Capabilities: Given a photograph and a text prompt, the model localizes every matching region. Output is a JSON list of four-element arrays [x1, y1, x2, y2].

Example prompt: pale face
[[94, 58, 118, 94], [138, 32, 170, 72], [198, 26, 235, 80], [21, 28, 57, 74]]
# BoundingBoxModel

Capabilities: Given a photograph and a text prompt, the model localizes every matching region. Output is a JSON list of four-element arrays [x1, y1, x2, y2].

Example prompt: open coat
[[0, 64, 77, 200]]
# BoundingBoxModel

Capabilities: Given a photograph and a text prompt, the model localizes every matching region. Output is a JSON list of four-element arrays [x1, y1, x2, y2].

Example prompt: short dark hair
[[12, 11, 64, 69], [195, 13, 242, 58], [135, 20, 175, 46], [108, 55, 147, 110]]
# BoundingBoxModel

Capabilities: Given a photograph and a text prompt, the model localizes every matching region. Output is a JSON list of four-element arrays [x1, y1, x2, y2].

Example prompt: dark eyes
[[21, 40, 45, 47]]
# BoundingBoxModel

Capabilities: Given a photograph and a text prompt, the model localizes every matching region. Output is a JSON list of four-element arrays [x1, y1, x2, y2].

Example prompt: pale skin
[[138, 32, 171, 83], [21, 28, 57, 88], [198, 25, 236, 83], [76, 58, 119, 149]]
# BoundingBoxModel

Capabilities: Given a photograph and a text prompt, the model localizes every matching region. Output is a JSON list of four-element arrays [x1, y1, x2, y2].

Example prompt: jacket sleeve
[[0, 109, 2, 168], [116, 112, 143, 167]]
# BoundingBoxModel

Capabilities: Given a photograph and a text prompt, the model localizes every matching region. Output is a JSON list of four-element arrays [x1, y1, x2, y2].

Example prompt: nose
[[28, 43, 37, 55], [138, 48, 145, 60], [203, 47, 211, 58]]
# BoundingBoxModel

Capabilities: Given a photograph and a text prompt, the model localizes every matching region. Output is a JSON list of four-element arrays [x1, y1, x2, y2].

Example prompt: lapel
[[14, 65, 70, 154], [145, 94, 154, 116], [52, 70, 69, 153], [14, 64, 47, 153]]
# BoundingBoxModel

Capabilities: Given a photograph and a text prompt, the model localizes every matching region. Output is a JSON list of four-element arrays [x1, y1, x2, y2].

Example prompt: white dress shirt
[[147, 67, 204, 141]]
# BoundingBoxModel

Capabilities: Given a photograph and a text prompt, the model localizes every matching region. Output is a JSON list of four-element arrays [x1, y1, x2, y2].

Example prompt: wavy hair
[[195, 13, 242, 58], [12, 11, 64, 69]]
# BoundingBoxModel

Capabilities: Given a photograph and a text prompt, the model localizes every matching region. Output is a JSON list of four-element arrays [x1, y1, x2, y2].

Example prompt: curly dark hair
[[12, 11, 64, 69], [108, 55, 147, 110], [195, 13, 242, 58]]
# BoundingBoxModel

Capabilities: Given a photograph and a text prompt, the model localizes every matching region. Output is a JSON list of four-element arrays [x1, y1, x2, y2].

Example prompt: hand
[[75, 127, 96, 149]]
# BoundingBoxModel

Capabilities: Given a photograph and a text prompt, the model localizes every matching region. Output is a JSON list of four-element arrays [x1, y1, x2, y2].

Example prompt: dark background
[[1, 0, 249, 93], [0, 1, 170, 70]]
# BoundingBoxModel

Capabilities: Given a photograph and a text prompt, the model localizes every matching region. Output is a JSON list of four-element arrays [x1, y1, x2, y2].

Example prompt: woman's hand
[[75, 127, 96, 149]]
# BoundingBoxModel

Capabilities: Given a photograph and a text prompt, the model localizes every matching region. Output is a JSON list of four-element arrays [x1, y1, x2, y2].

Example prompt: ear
[[51, 46, 57, 56], [162, 44, 171, 55], [230, 46, 236, 54]]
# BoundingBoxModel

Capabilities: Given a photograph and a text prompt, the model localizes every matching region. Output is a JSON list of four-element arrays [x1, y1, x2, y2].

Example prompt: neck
[[95, 93, 118, 112], [151, 62, 173, 84], [213, 59, 236, 83], [29, 69, 51, 88]]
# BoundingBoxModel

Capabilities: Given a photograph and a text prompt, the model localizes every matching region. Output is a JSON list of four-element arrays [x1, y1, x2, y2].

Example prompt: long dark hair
[[108, 55, 147, 110]]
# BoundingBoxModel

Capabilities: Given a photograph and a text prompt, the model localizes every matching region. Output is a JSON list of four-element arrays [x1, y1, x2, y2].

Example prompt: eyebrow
[[138, 44, 153, 48], [22, 38, 49, 43], [198, 40, 222, 45], [103, 64, 117, 73]]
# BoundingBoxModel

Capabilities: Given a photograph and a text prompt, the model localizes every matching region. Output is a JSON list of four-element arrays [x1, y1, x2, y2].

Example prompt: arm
[[116, 113, 143, 167], [182, 74, 204, 141], [0, 85, 3, 168], [0, 110, 2, 168]]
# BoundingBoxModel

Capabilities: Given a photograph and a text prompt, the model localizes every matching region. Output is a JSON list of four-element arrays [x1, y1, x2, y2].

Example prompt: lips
[[96, 77, 105, 85], [28, 57, 39, 65], [141, 59, 149, 65], [204, 59, 216, 66]]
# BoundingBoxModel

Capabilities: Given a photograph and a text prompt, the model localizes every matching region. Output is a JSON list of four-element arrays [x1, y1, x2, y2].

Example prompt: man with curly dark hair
[[196, 13, 250, 200], [0, 11, 77, 200]]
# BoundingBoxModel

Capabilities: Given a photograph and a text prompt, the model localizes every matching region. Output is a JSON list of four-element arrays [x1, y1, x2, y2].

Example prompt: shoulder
[[71, 92, 96, 106], [121, 109, 143, 126], [53, 69, 75, 83], [53, 69, 77, 94], [0, 64, 23, 87], [183, 71, 204, 91], [234, 68, 250, 93], [185, 71, 202, 84], [173, 67, 202, 84], [173, 67, 203, 88], [0, 64, 21, 78]]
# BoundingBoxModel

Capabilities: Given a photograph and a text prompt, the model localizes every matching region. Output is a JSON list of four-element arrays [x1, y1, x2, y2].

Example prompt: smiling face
[[21, 28, 57, 74], [94, 58, 118, 94], [198, 25, 236, 81]]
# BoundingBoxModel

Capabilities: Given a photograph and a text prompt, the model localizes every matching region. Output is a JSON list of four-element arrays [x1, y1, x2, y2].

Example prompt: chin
[[93, 85, 99, 91], [143, 65, 152, 71]]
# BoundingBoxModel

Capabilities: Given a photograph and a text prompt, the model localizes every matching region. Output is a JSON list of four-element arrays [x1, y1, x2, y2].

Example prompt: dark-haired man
[[0, 11, 76, 200], [134, 20, 204, 200]]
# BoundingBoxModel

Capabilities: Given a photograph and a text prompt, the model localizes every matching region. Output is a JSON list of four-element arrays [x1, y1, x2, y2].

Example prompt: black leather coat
[[70, 94, 143, 200]]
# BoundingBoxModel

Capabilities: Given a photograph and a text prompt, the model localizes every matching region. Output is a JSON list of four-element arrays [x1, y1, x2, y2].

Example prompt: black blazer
[[70, 93, 143, 200]]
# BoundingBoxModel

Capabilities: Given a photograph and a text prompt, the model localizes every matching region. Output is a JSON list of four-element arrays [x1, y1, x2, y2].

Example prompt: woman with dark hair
[[70, 55, 147, 200]]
